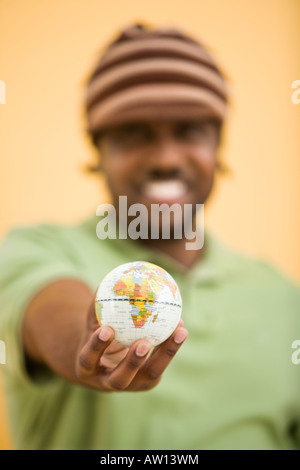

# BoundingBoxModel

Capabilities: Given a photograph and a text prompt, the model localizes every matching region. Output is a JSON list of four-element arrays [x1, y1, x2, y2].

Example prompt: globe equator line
[[96, 298, 181, 307]]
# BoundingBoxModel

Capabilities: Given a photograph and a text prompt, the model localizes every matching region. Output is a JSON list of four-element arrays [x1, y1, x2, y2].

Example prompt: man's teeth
[[143, 180, 188, 200]]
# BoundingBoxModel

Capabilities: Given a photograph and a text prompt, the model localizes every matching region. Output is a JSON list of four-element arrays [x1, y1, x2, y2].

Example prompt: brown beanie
[[85, 23, 228, 142]]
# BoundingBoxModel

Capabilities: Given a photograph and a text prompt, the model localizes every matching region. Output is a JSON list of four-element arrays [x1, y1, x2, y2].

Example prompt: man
[[0, 23, 299, 450]]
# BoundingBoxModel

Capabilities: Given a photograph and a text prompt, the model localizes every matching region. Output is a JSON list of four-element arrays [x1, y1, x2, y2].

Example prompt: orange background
[[0, 0, 299, 450]]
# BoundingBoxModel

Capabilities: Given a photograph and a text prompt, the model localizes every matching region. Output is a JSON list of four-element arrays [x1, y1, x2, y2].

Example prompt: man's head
[[84, 23, 228, 236]]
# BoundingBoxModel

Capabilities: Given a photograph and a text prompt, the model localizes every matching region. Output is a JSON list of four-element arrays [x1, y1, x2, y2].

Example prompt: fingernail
[[98, 326, 111, 342], [174, 328, 188, 344], [135, 342, 151, 357]]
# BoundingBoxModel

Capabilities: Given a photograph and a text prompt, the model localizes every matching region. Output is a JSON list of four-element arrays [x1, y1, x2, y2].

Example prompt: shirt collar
[[84, 214, 236, 286], [105, 229, 235, 286]]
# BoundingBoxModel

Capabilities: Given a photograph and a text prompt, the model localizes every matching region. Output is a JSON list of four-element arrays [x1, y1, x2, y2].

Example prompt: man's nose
[[147, 136, 183, 172]]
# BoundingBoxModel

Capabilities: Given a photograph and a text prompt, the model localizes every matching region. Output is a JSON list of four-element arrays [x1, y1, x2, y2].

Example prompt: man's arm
[[22, 279, 188, 391]]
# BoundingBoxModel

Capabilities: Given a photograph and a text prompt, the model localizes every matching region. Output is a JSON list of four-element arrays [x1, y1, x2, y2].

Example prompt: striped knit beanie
[[85, 23, 228, 143]]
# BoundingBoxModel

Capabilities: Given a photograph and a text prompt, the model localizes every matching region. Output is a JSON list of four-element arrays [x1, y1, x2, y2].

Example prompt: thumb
[[83, 292, 101, 342]]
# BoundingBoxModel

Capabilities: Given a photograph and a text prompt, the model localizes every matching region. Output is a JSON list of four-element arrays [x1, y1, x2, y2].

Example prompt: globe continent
[[95, 261, 182, 347]]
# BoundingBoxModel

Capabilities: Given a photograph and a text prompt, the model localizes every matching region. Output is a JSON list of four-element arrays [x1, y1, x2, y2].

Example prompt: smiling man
[[0, 24, 299, 451], [95, 119, 212, 255], [87, 23, 226, 264]]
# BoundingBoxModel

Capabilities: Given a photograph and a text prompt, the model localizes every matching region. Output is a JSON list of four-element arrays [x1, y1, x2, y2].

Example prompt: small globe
[[95, 261, 182, 347]]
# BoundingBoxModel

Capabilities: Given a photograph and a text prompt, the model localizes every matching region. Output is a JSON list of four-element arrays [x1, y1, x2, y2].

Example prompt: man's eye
[[177, 123, 209, 140], [116, 125, 150, 144]]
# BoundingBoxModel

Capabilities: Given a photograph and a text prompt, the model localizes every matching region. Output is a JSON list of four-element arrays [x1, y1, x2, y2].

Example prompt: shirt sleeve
[[0, 224, 87, 387]]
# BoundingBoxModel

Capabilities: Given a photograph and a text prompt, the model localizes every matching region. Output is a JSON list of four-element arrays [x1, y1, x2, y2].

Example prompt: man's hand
[[75, 299, 188, 392], [23, 279, 188, 392]]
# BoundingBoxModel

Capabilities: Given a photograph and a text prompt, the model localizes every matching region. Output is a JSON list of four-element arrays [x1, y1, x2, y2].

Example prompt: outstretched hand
[[75, 299, 188, 392]]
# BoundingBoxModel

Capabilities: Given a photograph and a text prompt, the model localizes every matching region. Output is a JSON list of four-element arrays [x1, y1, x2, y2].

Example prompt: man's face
[[97, 119, 220, 233]]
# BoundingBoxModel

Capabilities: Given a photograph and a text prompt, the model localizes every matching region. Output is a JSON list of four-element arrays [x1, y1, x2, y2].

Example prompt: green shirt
[[0, 216, 299, 450]]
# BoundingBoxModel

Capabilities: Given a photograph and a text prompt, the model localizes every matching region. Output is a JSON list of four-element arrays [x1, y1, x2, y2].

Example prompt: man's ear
[[84, 144, 104, 174], [85, 156, 104, 174], [85, 162, 103, 173], [216, 159, 231, 175], [85, 131, 107, 174]]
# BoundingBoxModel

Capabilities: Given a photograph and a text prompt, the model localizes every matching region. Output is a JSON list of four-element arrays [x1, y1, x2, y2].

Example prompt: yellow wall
[[0, 0, 299, 450]]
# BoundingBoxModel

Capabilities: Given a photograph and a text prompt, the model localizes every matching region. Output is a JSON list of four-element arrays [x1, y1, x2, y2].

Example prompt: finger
[[138, 327, 188, 384], [104, 340, 152, 391], [76, 325, 114, 378], [85, 295, 101, 338]]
